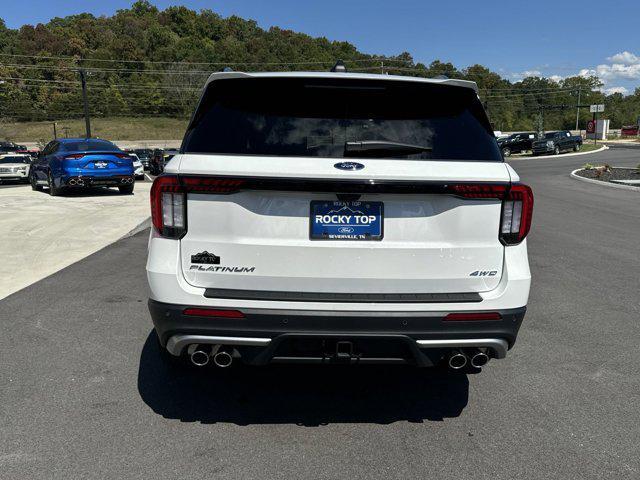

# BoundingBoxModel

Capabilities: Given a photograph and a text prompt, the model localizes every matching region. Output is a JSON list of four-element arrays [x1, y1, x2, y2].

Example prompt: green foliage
[[0, 2, 638, 131], [583, 163, 593, 170]]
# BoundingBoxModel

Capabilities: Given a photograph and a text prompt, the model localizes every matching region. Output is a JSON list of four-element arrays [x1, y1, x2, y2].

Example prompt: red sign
[[586, 120, 595, 134]]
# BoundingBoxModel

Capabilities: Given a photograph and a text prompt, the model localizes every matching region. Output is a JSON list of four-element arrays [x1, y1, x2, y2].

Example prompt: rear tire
[[48, 172, 63, 196], [501, 147, 511, 158], [574, 144, 581, 152], [30, 173, 43, 191], [118, 184, 134, 195], [553, 145, 560, 155]]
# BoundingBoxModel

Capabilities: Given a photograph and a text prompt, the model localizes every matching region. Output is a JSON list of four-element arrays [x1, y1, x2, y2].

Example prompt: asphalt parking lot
[[1, 147, 639, 479]]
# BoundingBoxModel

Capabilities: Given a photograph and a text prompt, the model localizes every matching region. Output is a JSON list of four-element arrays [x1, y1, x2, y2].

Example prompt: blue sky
[[3, 0, 639, 94]]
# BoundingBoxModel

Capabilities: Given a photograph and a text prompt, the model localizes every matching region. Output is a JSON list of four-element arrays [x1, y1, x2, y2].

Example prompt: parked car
[[29, 138, 135, 196], [0, 141, 24, 154], [149, 148, 179, 175], [621, 125, 639, 136], [147, 71, 533, 372], [532, 130, 582, 156], [134, 148, 153, 169], [128, 153, 145, 180], [0, 154, 31, 183], [497, 132, 536, 157]]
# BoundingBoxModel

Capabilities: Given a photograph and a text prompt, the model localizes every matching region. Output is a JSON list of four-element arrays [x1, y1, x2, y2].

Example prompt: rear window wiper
[[344, 140, 432, 158]]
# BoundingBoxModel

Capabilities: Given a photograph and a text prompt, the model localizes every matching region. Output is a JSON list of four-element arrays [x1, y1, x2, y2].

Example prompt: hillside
[[0, 0, 638, 132], [0, 116, 186, 144]]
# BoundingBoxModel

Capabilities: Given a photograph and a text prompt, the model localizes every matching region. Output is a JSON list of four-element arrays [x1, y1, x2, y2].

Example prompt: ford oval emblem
[[334, 162, 364, 171], [338, 226, 355, 234]]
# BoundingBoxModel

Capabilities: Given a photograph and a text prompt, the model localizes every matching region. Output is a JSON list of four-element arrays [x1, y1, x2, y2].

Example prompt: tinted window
[[183, 78, 502, 161], [61, 140, 119, 152]]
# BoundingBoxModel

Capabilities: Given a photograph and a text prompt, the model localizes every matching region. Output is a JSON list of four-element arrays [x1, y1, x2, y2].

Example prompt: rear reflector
[[444, 312, 502, 321], [183, 308, 245, 318]]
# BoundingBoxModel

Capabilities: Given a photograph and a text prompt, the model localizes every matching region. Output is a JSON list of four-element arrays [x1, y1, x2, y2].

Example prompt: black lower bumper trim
[[203, 288, 482, 303], [148, 300, 526, 367]]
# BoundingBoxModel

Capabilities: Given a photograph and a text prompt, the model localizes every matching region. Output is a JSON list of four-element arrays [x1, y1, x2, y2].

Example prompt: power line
[[0, 52, 411, 66]]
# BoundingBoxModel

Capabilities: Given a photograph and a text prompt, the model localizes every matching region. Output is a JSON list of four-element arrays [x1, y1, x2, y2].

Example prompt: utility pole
[[52, 122, 57, 139], [575, 87, 581, 132], [380, 61, 384, 74], [78, 69, 91, 138]]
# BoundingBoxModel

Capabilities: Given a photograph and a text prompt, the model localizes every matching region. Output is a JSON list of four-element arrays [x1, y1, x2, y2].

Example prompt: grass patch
[[0, 117, 188, 144], [578, 143, 605, 152]]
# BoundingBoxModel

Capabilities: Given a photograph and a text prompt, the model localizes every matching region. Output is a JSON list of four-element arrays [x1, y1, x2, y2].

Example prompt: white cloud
[[508, 51, 640, 90], [510, 70, 541, 81], [603, 86, 629, 95], [579, 62, 640, 81], [606, 51, 639, 65]]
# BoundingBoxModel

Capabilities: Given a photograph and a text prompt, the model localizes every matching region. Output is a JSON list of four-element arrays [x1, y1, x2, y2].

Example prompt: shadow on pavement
[[31, 186, 139, 197], [137, 331, 469, 425]]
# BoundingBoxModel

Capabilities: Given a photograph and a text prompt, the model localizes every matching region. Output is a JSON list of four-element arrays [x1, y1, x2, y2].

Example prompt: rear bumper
[[149, 299, 526, 366], [532, 146, 553, 154], [61, 174, 135, 187]]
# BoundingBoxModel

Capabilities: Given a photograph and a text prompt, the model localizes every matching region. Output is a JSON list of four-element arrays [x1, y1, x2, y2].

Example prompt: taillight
[[181, 176, 245, 193], [500, 184, 533, 245], [64, 153, 85, 160], [150, 175, 246, 239], [150, 175, 186, 239], [448, 183, 533, 245], [115, 153, 132, 159]]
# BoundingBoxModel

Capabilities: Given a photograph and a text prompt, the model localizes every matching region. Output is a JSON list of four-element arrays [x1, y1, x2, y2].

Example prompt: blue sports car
[[30, 138, 135, 196]]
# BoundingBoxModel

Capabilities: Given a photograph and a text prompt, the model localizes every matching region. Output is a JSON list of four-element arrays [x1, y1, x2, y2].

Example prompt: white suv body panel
[[147, 231, 530, 311], [175, 155, 510, 293]]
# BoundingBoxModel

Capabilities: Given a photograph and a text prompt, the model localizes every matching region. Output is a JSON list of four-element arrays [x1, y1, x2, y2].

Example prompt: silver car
[[0, 154, 31, 183]]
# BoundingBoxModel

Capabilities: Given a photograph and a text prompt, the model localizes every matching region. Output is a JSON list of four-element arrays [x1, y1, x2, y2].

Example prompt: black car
[[497, 132, 536, 157], [0, 141, 23, 153], [149, 148, 179, 175], [134, 148, 153, 169], [531, 131, 582, 156]]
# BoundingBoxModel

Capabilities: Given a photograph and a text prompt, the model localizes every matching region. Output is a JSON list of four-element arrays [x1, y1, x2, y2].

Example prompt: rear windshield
[[62, 140, 119, 152], [182, 78, 502, 161]]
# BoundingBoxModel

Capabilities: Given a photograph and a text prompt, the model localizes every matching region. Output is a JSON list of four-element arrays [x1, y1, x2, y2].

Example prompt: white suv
[[146, 71, 533, 371]]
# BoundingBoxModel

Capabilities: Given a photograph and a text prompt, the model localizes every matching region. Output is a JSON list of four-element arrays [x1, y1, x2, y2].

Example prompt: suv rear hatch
[[168, 74, 514, 296]]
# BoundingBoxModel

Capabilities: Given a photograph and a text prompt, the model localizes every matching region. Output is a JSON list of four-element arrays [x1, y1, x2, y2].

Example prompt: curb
[[508, 145, 608, 161], [570, 169, 640, 192], [121, 217, 151, 239]]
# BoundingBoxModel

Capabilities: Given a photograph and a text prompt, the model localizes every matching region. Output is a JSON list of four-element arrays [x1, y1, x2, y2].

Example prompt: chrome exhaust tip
[[448, 350, 468, 370], [68, 178, 77, 185], [189, 346, 210, 367], [213, 350, 233, 368], [470, 350, 490, 368]]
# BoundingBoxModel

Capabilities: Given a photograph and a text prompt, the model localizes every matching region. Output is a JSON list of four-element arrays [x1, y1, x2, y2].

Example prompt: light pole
[[575, 87, 581, 132], [78, 69, 92, 138]]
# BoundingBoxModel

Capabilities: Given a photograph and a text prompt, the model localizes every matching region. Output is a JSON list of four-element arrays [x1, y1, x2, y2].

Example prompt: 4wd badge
[[191, 251, 220, 265]]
